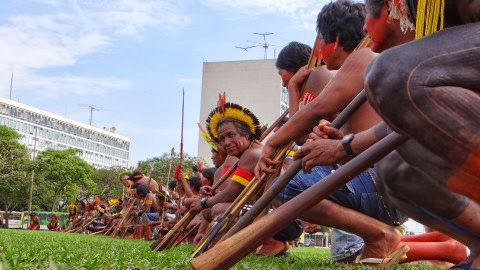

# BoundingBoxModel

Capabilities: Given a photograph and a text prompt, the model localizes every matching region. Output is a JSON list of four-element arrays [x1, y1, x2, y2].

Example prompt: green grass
[[0, 229, 439, 269]]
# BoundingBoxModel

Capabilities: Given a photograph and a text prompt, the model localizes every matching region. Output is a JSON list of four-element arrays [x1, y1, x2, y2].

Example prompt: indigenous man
[[47, 213, 61, 231], [27, 212, 40, 230], [276, 39, 374, 262], [362, 0, 480, 268], [128, 171, 159, 193], [128, 183, 160, 240], [276, 41, 336, 119], [257, 0, 407, 263], [190, 100, 302, 255], [289, 0, 480, 267]]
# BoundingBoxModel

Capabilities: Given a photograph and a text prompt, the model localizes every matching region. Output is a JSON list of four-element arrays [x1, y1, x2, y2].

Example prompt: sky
[[0, 0, 334, 167]]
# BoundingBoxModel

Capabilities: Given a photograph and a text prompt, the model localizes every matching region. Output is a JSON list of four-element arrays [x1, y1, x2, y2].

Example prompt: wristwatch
[[341, 134, 356, 157], [200, 197, 209, 209]]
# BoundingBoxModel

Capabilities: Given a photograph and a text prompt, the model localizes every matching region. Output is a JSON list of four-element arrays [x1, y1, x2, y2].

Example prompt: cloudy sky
[[0, 0, 333, 166]]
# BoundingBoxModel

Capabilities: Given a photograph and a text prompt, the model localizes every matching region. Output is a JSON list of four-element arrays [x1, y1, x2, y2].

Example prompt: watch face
[[342, 134, 355, 156]]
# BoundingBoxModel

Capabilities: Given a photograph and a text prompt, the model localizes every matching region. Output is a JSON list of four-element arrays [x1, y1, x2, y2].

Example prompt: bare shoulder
[[223, 155, 239, 166], [343, 48, 378, 66], [238, 144, 263, 171]]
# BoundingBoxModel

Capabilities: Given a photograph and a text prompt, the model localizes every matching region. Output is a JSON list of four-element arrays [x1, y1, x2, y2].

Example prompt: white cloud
[[199, 0, 312, 15], [0, 0, 190, 99], [20, 74, 132, 99], [198, 0, 331, 31]]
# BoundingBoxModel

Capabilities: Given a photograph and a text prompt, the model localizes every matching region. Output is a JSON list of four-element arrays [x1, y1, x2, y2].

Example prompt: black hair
[[131, 183, 149, 198], [168, 180, 177, 191], [316, 0, 366, 52], [365, 0, 385, 18], [188, 177, 202, 193], [276, 42, 312, 73], [201, 167, 216, 186], [129, 171, 143, 181]]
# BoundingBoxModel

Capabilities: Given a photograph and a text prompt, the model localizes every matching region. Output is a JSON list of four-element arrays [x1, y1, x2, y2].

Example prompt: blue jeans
[[331, 229, 363, 262], [275, 165, 407, 260]]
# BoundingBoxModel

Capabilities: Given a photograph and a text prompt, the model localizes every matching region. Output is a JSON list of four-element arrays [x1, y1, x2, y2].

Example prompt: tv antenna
[[235, 32, 275, 59], [79, 104, 103, 125]]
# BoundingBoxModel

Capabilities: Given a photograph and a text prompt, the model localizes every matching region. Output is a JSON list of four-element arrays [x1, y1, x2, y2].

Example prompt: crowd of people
[[21, 0, 479, 269]]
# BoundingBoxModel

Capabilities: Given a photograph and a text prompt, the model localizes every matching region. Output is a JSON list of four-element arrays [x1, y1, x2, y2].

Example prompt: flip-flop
[[355, 245, 410, 267]]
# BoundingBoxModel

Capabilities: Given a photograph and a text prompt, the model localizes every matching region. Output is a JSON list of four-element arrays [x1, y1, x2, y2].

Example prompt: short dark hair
[[201, 167, 216, 185], [168, 180, 177, 191], [128, 171, 143, 182], [188, 177, 202, 192], [131, 183, 149, 198], [276, 42, 312, 73], [365, 0, 385, 18], [316, 0, 366, 52]]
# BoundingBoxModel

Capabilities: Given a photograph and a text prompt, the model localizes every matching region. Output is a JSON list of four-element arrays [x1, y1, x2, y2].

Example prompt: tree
[[33, 148, 96, 211], [91, 167, 125, 201], [136, 152, 202, 188], [0, 126, 31, 212]]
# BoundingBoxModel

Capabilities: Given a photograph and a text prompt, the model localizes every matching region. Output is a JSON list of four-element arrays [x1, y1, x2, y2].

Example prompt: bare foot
[[359, 226, 402, 260], [256, 238, 286, 256]]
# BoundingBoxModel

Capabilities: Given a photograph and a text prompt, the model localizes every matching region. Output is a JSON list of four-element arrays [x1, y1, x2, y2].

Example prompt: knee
[[365, 51, 408, 111]]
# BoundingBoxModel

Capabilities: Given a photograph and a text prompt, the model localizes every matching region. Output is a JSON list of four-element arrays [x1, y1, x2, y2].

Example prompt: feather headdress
[[198, 123, 218, 151], [206, 93, 261, 142]]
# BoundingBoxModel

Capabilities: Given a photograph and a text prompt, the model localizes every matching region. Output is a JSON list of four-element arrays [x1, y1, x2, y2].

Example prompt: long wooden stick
[[154, 107, 287, 252], [217, 33, 370, 241], [221, 89, 366, 240], [175, 222, 200, 246], [152, 163, 239, 252], [191, 132, 407, 269], [111, 199, 136, 237], [191, 142, 292, 257]]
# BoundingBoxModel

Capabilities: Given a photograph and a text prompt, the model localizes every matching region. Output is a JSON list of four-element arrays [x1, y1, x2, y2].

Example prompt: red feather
[[218, 92, 226, 113], [173, 163, 182, 180]]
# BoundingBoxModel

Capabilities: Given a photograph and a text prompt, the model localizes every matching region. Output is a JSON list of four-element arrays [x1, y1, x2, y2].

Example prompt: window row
[[0, 103, 129, 149]]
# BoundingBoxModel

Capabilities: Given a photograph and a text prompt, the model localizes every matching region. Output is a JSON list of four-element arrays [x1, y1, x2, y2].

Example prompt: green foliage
[[91, 167, 125, 200], [136, 153, 203, 188], [0, 229, 440, 270], [33, 149, 96, 211], [0, 126, 31, 211]]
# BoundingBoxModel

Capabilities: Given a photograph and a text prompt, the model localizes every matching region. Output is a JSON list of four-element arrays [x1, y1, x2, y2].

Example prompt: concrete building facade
[[197, 59, 287, 165], [0, 97, 130, 169]]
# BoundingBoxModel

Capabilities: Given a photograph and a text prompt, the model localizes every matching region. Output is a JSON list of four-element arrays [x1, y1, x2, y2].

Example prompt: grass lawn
[[0, 229, 440, 269]]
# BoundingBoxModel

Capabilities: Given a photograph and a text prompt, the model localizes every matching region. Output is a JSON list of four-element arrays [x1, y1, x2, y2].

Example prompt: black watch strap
[[341, 134, 355, 157], [200, 197, 209, 209]]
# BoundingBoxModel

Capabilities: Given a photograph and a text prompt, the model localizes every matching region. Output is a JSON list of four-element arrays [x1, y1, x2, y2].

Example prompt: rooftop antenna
[[253, 32, 274, 60], [79, 104, 102, 125], [235, 32, 275, 60]]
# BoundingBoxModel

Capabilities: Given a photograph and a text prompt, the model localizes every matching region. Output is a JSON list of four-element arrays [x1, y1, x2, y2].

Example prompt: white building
[[197, 59, 286, 165], [0, 97, 130, 169]]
